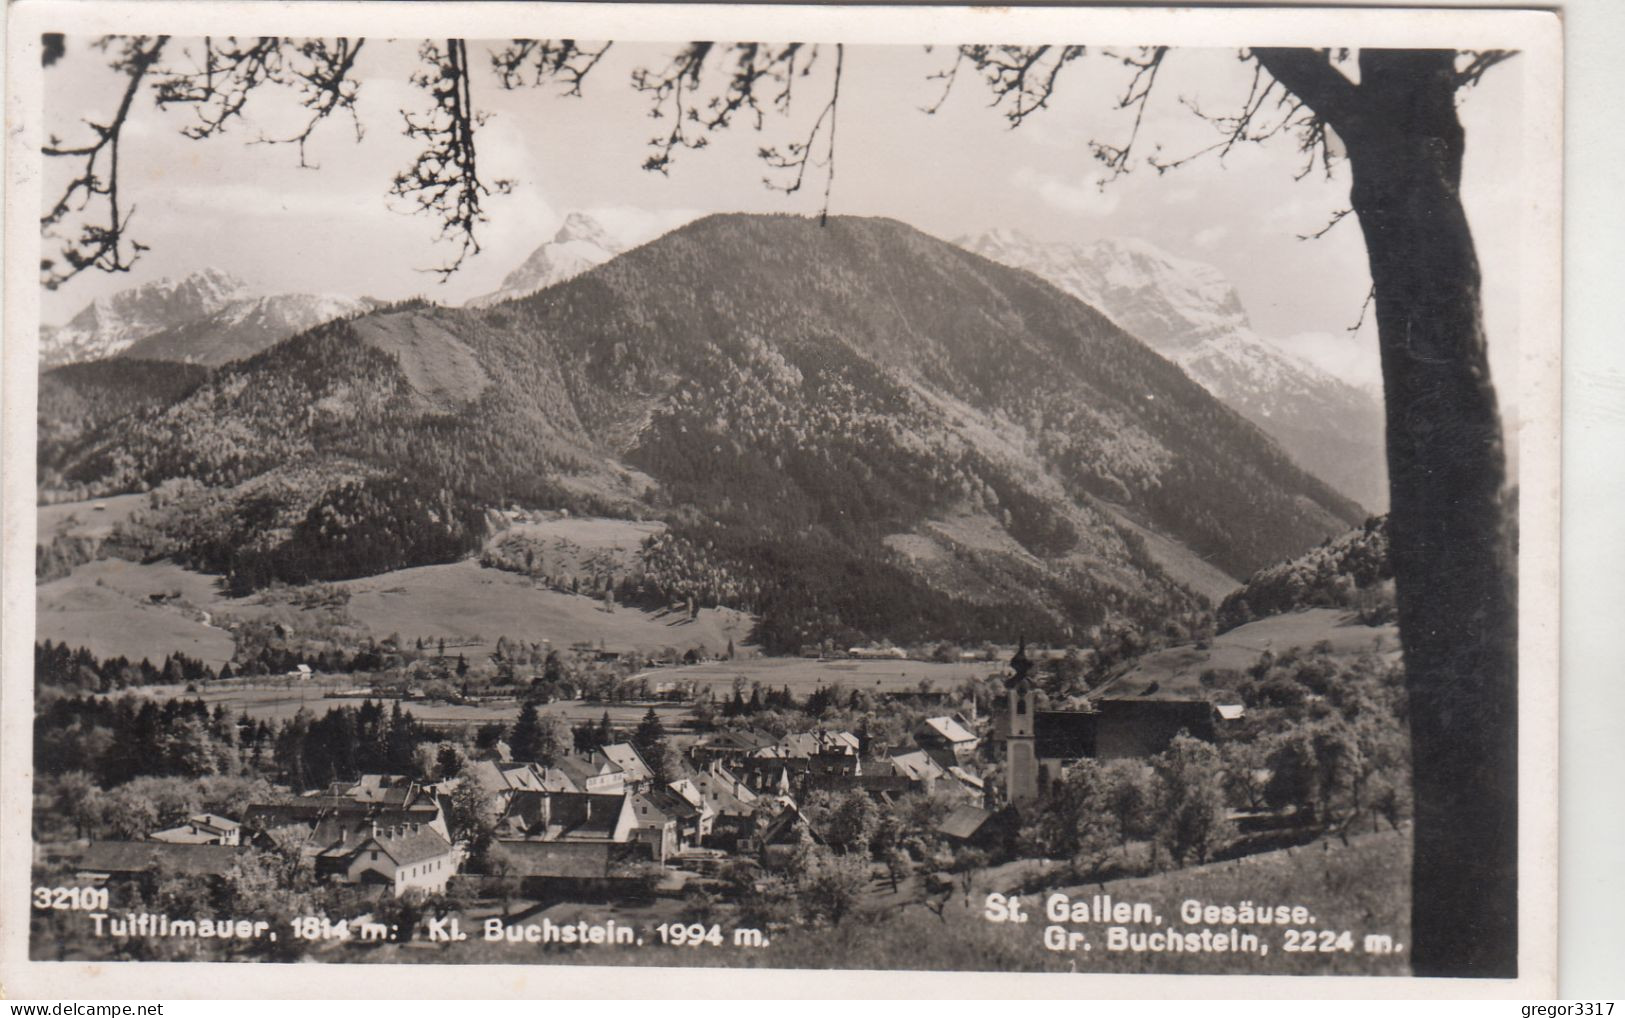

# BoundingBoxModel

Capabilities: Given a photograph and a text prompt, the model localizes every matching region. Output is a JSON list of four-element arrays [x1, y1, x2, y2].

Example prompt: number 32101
[[32, 886, 109, 911]]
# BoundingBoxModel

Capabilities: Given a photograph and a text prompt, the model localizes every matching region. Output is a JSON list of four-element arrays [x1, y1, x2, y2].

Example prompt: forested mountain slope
[[44, 215, 1363, 650]]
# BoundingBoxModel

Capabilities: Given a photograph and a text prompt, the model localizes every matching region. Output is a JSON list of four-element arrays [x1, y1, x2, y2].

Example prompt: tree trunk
[[1342, 51, 1518, 978]]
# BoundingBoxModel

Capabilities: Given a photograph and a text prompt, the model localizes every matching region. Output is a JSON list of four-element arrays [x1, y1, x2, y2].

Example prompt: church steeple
[[1008, 636, 1034, 688], [1005, 638, 1039, 806]]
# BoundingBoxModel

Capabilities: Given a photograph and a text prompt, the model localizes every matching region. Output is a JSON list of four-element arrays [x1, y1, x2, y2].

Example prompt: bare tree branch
[[1455, 49, 1516, 88], [1088, 46, 1168, 180], [950, 44, 1088, 126], [154, 36, 366, 168], [631, 42, 715, 174], [491, 39, 613, 96], [1298, 206, 1353, 241], [153, 35, 284, 139], [41, 35, 169, 289], [760, 44, 843, 224], [390, 39, 509, 282], [251, 38, 367, 167]]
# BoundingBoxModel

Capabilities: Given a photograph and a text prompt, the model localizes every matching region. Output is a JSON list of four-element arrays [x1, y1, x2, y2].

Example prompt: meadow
[[1099, 608, 1400, 701]]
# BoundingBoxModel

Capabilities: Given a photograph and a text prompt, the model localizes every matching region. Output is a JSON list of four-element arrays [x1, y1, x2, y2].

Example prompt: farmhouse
[[496, 791, 636, 844], [914, 714, 980, 765], [310, 821, 454, 897], [149, 813, 241, 846]]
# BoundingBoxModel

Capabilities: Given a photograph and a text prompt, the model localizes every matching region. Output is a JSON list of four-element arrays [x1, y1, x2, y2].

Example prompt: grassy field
[[1098, 608, 1400, 701], [35, 559, 241, 668], [632, 656, 1000, 698], [36, 493, 152, 544], [347, 826, 1411, 975], [342, 560, 753, 656], [36, 551, 755, 671], [111, 678, 697, 729]]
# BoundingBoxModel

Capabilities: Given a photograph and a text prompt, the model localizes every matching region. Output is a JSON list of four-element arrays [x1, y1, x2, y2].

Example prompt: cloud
[[1010, 166, 1121, 218], [1193, 225, 1229, 248]]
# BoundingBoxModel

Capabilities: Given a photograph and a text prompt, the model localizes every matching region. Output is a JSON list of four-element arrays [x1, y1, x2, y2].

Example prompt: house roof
[[74, 841, 245, 877], [763, 731, 859, 759], [244, 800, 440, 834], [555, 753, 619, 785], [889, 749, 946, 782], [634, 787, 699, 824], [370, 826, 452, 866], [1035, 710, 1096, 760], [1215, 703, 1246, 721], [600, 743, 654, 782], [501, 792, 629, 841], [1092, 698, 1217, 756], [921, 716, 978, 745], [936, 805, 994, 841]]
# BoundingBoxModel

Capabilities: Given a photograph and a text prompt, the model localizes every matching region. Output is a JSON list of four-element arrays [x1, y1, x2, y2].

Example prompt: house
[[742, 805, 823, 866], [628, 787, 703, 862], [888, 748, 947, 788], [71, 841, 245, 882], [599, 743, 655, 790], [310, 821, 454, 897], [689, 728, 777, 767], [288, 664, 313, 681], [684, 764, 759, 847], [555, 749, 644, 795], [496, 791, 635, 844], [915, 715, 980, 764], [1092, 699, 1219, 758], [341, 774, 426, 806], [759, 730, 860, 760], [242, 795, 449, 843], [936, 805, 995, 846], [149, 813, 241, 846], [666, 777, 717, 840]]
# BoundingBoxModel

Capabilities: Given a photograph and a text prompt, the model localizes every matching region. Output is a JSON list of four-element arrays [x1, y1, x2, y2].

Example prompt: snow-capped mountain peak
[[958, 228, 1387, 509], [466, 211, 627, 309], [41, 269, 254, 366]]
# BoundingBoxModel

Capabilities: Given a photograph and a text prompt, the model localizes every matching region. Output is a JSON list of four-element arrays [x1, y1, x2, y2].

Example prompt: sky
[[40, 39, 1528, 395]]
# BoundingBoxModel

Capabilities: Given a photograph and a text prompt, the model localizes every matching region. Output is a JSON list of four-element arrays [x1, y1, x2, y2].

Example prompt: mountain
[[956, 230, 1388, 509], [117, 293, 378, 366], [40, 268, 249, 366], [39, 360, 213, 477], [466, 212, 628, 308], [40, 269, 377, 369], [45, 214, 1365, 650]]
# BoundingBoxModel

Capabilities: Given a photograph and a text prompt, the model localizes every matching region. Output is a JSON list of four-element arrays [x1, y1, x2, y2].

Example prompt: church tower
[[1006, 639, 1039, 806]]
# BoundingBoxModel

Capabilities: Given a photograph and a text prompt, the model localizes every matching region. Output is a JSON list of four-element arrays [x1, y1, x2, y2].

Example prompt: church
[[1002, 640, 1221, 805]]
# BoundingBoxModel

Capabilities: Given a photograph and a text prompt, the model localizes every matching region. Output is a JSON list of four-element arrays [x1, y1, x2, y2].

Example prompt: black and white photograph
[[1, 1, 1563, 998]]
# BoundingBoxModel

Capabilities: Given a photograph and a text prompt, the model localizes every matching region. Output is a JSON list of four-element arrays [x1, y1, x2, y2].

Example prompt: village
[[34, 624, 1381, 967]]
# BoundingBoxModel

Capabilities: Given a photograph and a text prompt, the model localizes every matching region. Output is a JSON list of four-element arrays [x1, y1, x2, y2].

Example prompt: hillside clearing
[[35, 559, 241, 668], [1098, 607, 1399, 701], [342, 560, 754, 655]]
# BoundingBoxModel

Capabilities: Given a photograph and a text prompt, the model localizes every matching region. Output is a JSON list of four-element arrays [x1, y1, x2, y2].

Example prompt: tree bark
[[1256, 48, 1519, 978], [1344, 51, 1518, 978]]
